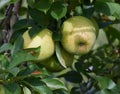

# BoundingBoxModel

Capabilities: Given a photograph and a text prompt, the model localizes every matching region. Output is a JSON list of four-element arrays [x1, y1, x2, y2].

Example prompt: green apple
[[61, 16, 98, 55], [22, 30, 32, 48], [22, 28, 55, 61], [41, 55, 63, 72], [41, 46, 74, 72]]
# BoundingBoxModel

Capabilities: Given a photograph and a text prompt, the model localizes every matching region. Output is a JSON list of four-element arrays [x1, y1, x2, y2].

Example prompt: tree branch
[[2, 3, 14, 44], [8, 0, 23, 41]]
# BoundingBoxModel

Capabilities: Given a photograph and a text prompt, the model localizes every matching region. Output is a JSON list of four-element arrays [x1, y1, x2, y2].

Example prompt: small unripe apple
[[22, 29, 55, 61], [41, 47, 74, 72], [61, 16, 98, 55], [41, 55, 63, 72]]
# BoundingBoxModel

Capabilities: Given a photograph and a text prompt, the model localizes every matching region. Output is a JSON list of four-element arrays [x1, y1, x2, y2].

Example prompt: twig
[[2, 4, 14, 27], [2, 3, 14, 44], [8, 0, 23, 41], [10, 0, 23, 27]]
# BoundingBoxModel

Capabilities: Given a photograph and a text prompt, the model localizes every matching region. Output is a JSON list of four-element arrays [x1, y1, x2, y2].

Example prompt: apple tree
[[0, 0, 120, 94]]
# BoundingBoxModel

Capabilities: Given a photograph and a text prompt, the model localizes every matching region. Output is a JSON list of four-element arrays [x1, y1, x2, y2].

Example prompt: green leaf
[[13, 19, 32, 31], [50, 1, 67, 20], [11, 35, 23, 55], [29, 26, 42, 38], [10, 28, 28, 43], [0, 43, 13, 53], [96, 76, 116, 89], [55, 42, 67, 68], [62, 71, 82, 83], [74, 6, 83, 16], [24, 78, 53, 94], [52, 32, 62, 41], [22, 86, 32, 94], [3, 83, 21, 94], [41, 78, 68, 90], [93, 29, 108, 49], [95, 89, 111, 94], [105, 26, 120, 40], [29, 8, 49, 27], [82, 4, 94, 18], [10, 0, 17, 3], [8, 67, 20, 76], [0, 0, 10, 9], [8, 51, 37, 69], [27, 0, 35, 8], [95, 1, 120, 19], [0, 55, 9, 70], [17, 67, 33, 76], [70, 87, 81, 94], [111, 85, 120, 94], [34, 0, 53, 13], [53, 89, 69, 94]]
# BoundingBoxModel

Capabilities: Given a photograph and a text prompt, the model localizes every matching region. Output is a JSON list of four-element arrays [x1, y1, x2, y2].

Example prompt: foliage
[[0, 0, 120, 94]]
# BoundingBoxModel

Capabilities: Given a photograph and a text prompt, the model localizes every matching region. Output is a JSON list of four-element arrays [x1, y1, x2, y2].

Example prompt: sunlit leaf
[[8, 51, 37, 69], [95, 89, 111, 94], [24, 78, 53, 94], [96, 76, 116, 89], [93, 29, 108, 49], [41, 78, 67, 90], [8, 67, 20, 76], [22, 86, 32, 94], [55, 42, 67, 68], [0, 0, 10, 9], [74, 6, 83, 16]]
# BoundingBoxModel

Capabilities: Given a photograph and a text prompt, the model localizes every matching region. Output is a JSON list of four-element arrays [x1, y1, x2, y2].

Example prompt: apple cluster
[[22, 16, 98, 72]]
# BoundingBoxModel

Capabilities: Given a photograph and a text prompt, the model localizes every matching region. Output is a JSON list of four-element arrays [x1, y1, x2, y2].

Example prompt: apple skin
[[41, 47, 74, 72], [22, 30, 32, 48], [22, 29, 55, 61], [61, 16, 98, 55], [41, 55, 64, 72]]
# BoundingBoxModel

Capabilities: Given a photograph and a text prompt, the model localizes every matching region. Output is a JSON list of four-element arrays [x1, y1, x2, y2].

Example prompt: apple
[[41, 55, 64, 72], [41, 46, 74, 72], [22, 28, 55, 61], [61, 16, 98, 55], [22, 30, 32, 48]]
